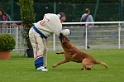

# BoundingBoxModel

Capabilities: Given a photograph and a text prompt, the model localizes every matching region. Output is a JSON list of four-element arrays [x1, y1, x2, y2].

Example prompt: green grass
[[0, 49, 124, 82]]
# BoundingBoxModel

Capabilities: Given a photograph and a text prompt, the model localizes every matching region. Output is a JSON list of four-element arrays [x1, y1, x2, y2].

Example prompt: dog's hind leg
[[52, 60, 69, 68], [81, 59, 87, 70], [82, 59, 95, 70]]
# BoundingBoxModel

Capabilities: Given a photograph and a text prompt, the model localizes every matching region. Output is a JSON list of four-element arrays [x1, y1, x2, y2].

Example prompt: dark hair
[[0, 8, 5, 15], [57, 12, 66, 19]]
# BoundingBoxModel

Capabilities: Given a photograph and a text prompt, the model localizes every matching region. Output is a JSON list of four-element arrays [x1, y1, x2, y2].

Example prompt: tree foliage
[[19, 0, 36, 48], [8, 0, 119, 3], [34, 0, 119, 3]]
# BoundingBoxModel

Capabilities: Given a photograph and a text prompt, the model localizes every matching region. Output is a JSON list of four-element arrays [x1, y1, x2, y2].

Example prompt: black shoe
[[87, 46, 90, 49]]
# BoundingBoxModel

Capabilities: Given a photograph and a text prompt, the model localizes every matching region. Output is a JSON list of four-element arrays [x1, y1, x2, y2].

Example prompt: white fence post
[[85, 23, 88, 50], [118, 22, 121, 49], [15, 27, 19, 49]]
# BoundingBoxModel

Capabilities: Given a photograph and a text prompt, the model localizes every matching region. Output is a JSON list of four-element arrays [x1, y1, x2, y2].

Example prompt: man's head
[[85, 8, 90, 14], [57, 12, 66, 23]]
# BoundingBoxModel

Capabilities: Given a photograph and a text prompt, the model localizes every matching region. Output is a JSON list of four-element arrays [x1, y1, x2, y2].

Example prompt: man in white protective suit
[[29, 12, 71, 71]]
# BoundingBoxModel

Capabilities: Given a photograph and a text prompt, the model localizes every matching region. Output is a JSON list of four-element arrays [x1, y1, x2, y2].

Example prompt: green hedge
[[0, 33, 16, 51]]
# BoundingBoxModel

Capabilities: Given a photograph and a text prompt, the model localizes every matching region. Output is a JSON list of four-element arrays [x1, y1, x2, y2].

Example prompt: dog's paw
[[52, 66, 56, 68], [81, 68, 84, 70], [56, 52, 60, 54], [81, 68, 91, 70], [87, 68, 91, 70]]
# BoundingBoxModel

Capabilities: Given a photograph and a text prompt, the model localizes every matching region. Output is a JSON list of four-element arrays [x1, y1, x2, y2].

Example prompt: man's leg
[[43, 38, 48, 67], [29, 34, 48, 71]]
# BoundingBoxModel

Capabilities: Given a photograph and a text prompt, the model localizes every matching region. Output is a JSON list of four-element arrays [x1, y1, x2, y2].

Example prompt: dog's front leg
[[52, 60, 69, 68], [56, 52, 65, 54]]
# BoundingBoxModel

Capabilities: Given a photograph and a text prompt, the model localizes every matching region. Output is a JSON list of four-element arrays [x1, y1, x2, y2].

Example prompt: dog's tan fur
[[52, 33, 108, 70]]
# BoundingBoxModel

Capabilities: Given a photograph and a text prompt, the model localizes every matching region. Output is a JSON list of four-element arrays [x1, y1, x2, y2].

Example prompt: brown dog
[[52, 33, 108, 70]]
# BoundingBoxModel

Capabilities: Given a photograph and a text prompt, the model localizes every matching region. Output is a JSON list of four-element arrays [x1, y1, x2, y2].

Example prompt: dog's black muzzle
[[59, 33, 64, 42]]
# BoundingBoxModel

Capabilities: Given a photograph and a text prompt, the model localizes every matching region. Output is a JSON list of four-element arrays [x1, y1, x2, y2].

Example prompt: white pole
[[118, 22, 121, 49], [85, 23, 88, 50], [15, 26, 18, 49], [19, 27, 22, 48], [9, 23, 11, 34], [53, 33, 56, 51]]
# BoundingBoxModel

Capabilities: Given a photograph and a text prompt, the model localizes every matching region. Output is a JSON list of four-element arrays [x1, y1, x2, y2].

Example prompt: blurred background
[[0, 0, 124, 22], [0, 0, 124, 53]]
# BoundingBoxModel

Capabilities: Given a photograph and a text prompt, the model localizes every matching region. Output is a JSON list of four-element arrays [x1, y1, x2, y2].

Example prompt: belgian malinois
[[52, 33, 108, 70]]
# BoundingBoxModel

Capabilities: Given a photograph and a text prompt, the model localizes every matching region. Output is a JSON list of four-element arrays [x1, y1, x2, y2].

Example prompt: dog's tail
[[96, 61, 108, 69]]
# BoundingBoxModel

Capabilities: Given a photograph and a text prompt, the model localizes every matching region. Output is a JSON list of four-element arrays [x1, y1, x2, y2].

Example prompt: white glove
[[61, 29, 71, 36]]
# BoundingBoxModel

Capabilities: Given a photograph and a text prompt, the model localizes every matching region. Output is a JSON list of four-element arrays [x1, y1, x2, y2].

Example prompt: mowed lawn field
[[0, 49, 124, 82]]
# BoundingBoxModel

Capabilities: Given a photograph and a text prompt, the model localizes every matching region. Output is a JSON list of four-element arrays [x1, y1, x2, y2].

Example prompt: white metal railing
[[0, 21, 25, 55], [0, 21, 124, 53], [52, 21, 124, 50], [62, 21, 124, 25]]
